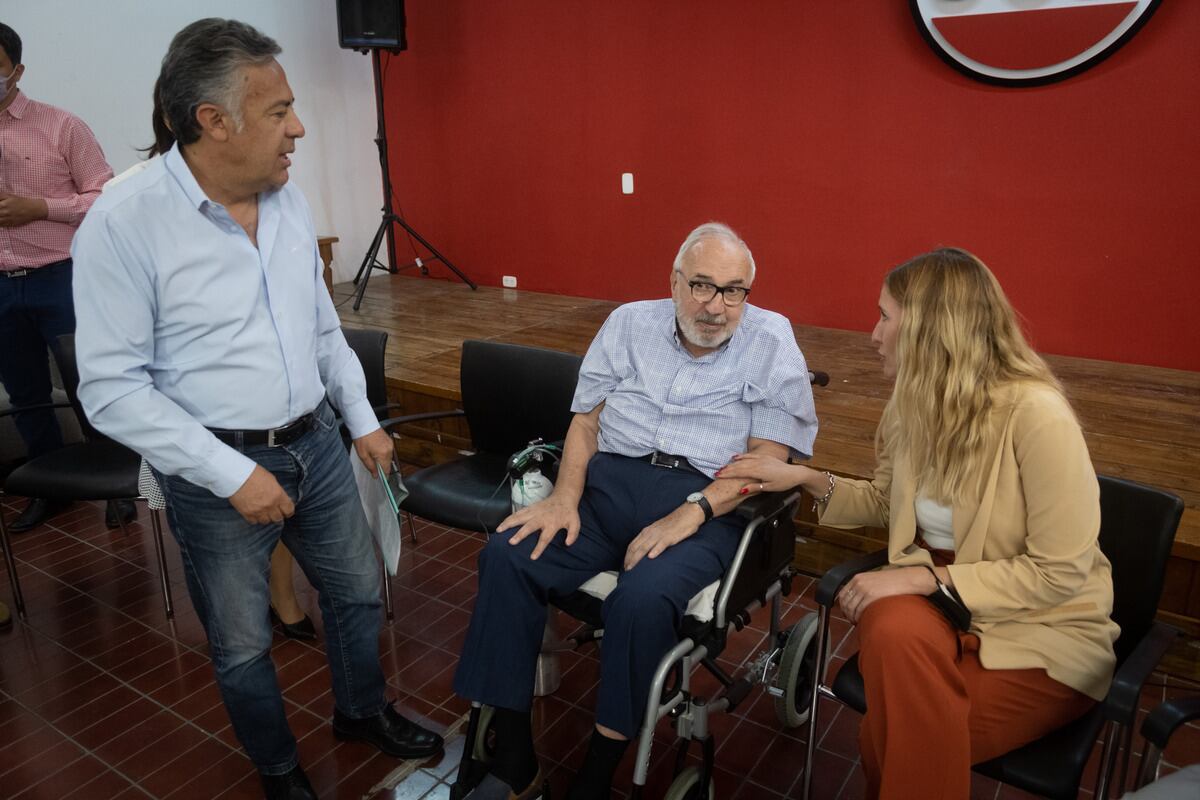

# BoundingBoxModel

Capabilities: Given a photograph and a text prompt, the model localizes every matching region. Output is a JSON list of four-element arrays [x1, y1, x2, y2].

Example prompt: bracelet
[[812, 470, 835, 512]]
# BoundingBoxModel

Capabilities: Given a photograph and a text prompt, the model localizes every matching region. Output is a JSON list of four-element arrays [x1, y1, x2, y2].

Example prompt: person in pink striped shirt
[[0, 22, 114, 532]]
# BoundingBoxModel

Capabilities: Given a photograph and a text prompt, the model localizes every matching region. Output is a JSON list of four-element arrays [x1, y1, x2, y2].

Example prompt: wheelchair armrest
[[814, 548, 889, 607], [735, 489, 799, 522], [713, 490, 803, 631], [1103, 622, 1179, 726], [1141, 695, 1200, 750], [378, 408, 467, 431]]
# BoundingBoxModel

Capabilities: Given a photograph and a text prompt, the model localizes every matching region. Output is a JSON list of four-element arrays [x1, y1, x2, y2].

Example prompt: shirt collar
[[163, 143, 215, 211], [2, 90, 29, 120]]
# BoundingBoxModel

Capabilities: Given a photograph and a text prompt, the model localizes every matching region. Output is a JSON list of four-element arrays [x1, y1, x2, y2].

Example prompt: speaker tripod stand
[[352, 48, 475, 311]]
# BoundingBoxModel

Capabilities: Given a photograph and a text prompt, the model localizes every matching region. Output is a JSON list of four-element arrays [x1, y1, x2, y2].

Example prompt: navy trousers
[[0, 259, 75, 459], [453, 453, 743, 738]]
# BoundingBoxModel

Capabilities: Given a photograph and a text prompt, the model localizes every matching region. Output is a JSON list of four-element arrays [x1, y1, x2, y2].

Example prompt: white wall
[[4, 0, 382, 283]]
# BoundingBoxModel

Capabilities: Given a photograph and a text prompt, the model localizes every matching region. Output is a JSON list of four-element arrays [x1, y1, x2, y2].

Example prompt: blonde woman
[[718, 248, 1117, 798]]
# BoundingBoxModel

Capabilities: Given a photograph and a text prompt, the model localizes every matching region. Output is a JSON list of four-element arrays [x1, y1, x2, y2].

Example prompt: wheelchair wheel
[[471, 704, 498, 764], [663, 766, 715, 800], [774, 612, 819, 728]]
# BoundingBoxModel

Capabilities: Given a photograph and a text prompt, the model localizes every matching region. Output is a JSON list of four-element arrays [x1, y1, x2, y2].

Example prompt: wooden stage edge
[[334, 274, 1200, 643]]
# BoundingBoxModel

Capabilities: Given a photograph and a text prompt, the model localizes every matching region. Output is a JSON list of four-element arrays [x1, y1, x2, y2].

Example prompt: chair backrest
[[1097, 475, 1184, 663], [54, 334, 106, 443], [341, 327, 389, 412], [460, 340, 582, 455]]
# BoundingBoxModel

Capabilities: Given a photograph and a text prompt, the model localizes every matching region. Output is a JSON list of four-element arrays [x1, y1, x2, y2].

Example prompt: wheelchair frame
[[450, 489, 818, 799]]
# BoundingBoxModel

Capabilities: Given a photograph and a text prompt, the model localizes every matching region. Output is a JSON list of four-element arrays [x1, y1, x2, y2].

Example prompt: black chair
[[800, 474, 1184, 800], [341, 327, 403, 427], [0, 335, 174, 621], [380, 340, 582, 535], [1133, 694, 1200, 793]]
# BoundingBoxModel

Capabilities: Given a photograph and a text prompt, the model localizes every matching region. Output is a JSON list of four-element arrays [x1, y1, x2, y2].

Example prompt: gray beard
[[677, 312, 731, 350]]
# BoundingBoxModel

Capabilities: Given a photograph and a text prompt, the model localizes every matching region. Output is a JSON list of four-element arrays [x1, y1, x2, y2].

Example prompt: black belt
[[209, 411, 318, 449], [1, 258, 71, 279], [637, 451, 704, 476]]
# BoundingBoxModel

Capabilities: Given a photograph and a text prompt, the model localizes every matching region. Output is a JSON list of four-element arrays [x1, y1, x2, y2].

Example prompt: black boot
[[260, 765, 317, 800], [8, 498, 70, 533]]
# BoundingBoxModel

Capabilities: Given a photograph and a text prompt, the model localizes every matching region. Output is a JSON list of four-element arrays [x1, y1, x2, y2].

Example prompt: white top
[[915, 494, 955, 551]]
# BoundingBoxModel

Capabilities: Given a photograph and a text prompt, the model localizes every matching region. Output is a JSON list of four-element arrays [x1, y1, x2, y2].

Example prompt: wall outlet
[[502, 275, 518, 288], [621, 172, 634, 194]]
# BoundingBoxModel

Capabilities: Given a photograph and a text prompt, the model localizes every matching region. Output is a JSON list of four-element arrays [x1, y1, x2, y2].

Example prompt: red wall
[[381, 2, 1200, 371]]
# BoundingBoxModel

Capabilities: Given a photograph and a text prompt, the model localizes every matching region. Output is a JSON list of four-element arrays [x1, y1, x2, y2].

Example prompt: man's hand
[[500, 493, 582, 560], [0, 195, 49, 228], [229, 465, 296, 524], [624, 503, 705, 571], [836, 566, 937, 624], [353, 428, 394, 474]]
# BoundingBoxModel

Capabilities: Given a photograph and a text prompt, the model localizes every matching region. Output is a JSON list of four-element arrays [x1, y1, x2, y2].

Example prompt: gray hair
[[671, 222, 757, 282], [157, 18, 281, 147]]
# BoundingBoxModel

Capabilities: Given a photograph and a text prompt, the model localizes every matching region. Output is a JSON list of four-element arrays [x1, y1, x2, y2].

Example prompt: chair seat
[[5, 440, 140, 501], [402, 453, 512, 533], [830, 655, 1103, 800]]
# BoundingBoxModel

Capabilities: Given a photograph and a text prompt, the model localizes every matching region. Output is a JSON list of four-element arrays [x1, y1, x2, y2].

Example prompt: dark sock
[[490, 706, 538, 791], [565, 729, 629, 800]]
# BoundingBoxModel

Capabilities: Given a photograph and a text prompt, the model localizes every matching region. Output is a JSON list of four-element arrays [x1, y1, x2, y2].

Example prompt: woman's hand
[[715, 453, 812, 495], [836, 566, 938, 624]]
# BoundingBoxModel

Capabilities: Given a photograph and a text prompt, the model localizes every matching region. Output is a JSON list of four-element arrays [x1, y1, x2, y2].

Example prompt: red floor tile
[[4, 503, 1199, 799]]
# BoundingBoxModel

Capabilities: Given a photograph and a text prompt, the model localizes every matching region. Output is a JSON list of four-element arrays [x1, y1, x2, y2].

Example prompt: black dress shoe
[[105, 499, 137, 529], [8, 498, 70, 533], [332, 702, 444, 759], [269, 606, 318, 641], [260, 765, 317, 800]]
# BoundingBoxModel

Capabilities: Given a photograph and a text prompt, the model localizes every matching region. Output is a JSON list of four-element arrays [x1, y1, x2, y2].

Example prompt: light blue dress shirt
[[71, 145, 378, 498], [571, 299, 818, 477]]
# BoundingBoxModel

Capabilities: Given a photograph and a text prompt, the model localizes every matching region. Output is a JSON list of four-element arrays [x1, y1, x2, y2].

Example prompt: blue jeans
[[0, 259, 75, 459], [157, 401, 385, 775]]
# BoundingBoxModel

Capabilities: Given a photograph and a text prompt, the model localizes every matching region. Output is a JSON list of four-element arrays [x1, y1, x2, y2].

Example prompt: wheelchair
[[449, 488, 821, 799]]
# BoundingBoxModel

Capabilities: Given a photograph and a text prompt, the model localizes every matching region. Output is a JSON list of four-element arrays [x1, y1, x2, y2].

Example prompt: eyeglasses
[[674, 270, 751, 306]]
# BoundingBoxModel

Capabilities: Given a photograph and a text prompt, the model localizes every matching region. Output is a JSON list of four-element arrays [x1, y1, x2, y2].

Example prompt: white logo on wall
[[910, 0, 1161, 86]]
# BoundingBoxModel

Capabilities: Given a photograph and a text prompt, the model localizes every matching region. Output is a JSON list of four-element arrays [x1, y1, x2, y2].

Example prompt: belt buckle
[[650, 451, 679, 469], [267, 428, 279, 447], [4, 269, 30, 278]]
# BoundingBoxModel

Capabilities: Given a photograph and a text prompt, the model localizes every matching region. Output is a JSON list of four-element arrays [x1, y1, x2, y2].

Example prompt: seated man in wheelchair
[[452, 222, 818, 799]]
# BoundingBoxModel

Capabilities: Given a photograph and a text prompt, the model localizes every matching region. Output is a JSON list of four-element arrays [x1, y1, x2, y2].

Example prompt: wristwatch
[[686, 491, 714, 523]]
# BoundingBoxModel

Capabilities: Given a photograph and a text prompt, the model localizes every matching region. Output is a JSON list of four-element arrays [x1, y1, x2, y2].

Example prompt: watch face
[[687, 492, 705, 503]]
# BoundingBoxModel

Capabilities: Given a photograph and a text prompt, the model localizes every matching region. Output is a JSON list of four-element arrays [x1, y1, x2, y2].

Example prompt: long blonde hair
[[881, 248, 1062, 504]]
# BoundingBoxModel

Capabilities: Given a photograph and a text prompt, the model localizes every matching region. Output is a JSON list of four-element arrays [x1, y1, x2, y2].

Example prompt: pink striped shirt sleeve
[[0, 91, 113, 269]]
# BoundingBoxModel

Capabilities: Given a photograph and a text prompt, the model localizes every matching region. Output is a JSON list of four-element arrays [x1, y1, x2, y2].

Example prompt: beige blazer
[[819, 382, 1118, 700]]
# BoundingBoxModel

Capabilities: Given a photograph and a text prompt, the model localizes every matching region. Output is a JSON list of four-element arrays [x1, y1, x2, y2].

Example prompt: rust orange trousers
[[855, 594, 1095, 799]]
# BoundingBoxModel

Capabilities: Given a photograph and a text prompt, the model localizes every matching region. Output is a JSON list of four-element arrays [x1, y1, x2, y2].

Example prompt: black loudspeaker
[[337, 0, 407, 51]]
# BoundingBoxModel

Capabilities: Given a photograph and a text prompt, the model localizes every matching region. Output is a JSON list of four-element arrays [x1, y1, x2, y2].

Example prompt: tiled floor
[[1, 498, 1198, 799]]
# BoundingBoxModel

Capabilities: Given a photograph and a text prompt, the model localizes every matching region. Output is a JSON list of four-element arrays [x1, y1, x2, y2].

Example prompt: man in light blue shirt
[[453, 222, 818, 800], [71, 19, 440, 800]]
